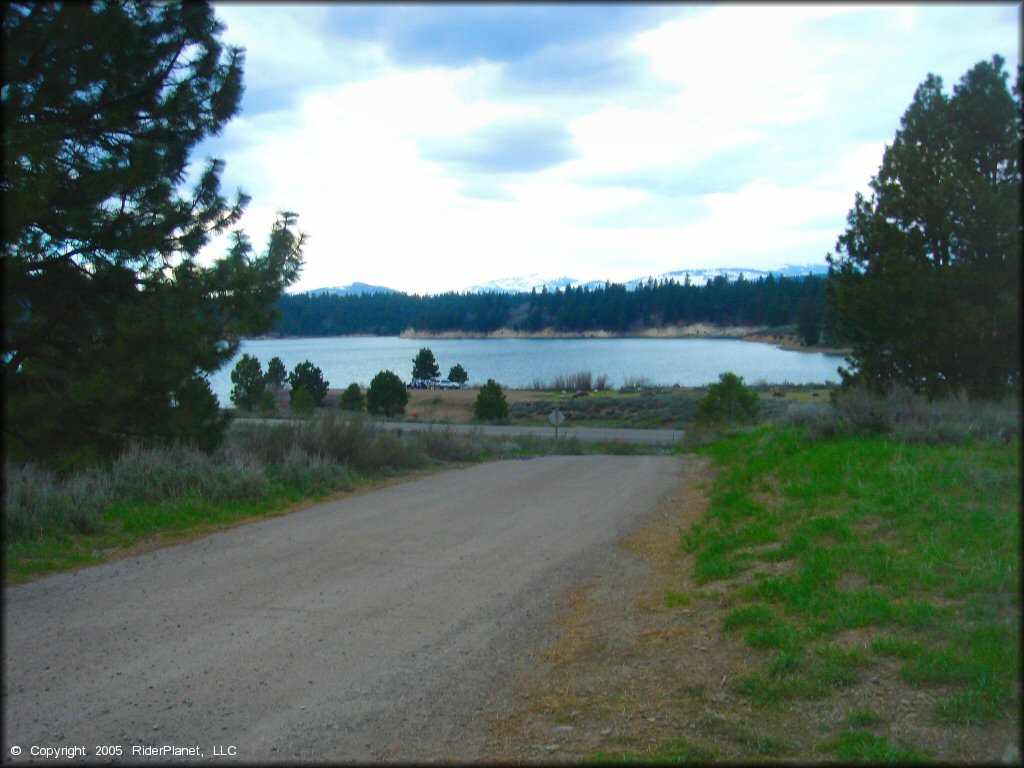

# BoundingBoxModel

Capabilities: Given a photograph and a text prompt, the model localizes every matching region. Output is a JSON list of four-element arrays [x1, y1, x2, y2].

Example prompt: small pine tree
[[697, 372, 760, 423], [474, 379, 509, 422], [339, 382, 365, 412], [288, 360, 329, 406], [412, 347, 440, 381], [448, 363, 468, 386], [291, 387, 314, 416], [259, 389, 277, 413], [230, 354, 265, 411], [367, 370, 408, 417], [265, 356, 287, 390]]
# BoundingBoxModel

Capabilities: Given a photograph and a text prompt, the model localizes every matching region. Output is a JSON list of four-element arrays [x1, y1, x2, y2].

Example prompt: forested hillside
[[273, 274, 832, 343]]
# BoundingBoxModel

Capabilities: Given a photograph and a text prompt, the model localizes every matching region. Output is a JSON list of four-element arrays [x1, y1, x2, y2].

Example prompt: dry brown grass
[[399, 387, 556, 423]]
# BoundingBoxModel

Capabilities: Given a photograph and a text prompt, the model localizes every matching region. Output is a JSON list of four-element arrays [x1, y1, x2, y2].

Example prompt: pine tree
[[448, 364, 468, 386], [2, 1, 305, 466], [230, 354, 265, 411], [827, 56, 1021, 399], [412, 348, 440, 381], [367, 371, 407, 417], [474, 379, 509, 422], [339, 382, 365, 412], [265, 357, 288, 390], [288, 361, 328, 407]]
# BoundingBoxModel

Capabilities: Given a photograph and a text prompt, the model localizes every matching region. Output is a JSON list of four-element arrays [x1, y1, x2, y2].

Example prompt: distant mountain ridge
[[463, 263, 829, 294], [306, 282, 399, 297], [301, 263, 829, 297]]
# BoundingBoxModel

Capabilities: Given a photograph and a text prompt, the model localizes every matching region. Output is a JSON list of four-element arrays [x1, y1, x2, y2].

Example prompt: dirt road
[[3, 456, 681, 763], [380, 420, 685, 446]]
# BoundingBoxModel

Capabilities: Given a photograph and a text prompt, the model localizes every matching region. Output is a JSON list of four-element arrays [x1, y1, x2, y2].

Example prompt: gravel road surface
[[3, 455, 681, 763]]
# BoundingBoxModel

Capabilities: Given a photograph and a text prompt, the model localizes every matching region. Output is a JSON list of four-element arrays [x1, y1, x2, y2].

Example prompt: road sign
[[549, 408, 566, 440]]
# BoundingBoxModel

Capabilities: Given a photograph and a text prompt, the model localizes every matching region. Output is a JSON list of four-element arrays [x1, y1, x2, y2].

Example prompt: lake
[[208, 336, 844, 405]]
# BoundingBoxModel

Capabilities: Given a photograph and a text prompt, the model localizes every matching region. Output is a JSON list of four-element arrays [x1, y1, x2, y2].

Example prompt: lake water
[[208, 336, 844, 405]]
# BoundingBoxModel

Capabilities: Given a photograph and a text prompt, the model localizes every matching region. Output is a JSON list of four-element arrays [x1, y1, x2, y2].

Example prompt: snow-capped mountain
[[461, 274, 579, 294], [627, 264, 829, 289], [306, 282, 399, 297], [462, 263, 828, 294], [302, 264, 829, 298]]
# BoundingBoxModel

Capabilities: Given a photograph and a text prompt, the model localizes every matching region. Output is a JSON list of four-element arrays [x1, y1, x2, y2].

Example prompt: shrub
[[339, 382, 365, 412], [354, 430, 426, 472], [3, 463, 111, 539], [209, 452, 269, 501], [834, 384, 1020, 443], [288, 360, 329, 406], [227, 422, 296, 464], [230, 354, 266, 411], [294, 412, 366, 463], [697, 372, 760, 423], [273, 448, 354, 495], [291, 387, 314, 416], [259, 390, 277, 413], [779, 401, 841, 439], [111, 442, 213, 501], [620, 375, 654, 391], [367, 370, 408, 416], [566, 370, 593, 391], [411, 427, 485, 462], [475, 379, 510, 422]]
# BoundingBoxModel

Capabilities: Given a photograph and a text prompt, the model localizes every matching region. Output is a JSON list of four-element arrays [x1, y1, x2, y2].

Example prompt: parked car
[[435, 379, 460, 390]]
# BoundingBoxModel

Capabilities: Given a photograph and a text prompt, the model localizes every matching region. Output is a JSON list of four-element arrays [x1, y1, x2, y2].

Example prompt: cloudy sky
[[197, 3, 1019, 295]]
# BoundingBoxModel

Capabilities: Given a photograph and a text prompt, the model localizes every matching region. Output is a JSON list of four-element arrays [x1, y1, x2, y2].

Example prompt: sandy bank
[[399, 323, 758, 341], [399, 325, 850, 354]]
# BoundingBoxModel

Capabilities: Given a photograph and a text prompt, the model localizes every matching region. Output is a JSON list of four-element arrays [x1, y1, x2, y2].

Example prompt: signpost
[[549, 408, 566, 440]]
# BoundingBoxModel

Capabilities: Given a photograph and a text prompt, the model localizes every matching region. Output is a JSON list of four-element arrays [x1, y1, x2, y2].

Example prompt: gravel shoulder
[[3, 455, 682, 763]]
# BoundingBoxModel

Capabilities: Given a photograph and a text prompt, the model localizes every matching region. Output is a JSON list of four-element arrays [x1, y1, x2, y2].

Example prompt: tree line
[[273, 273, 833, 344]]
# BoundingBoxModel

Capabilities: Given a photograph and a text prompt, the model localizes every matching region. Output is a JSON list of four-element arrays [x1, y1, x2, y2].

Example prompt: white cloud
[[197, 4, 1019, 294]]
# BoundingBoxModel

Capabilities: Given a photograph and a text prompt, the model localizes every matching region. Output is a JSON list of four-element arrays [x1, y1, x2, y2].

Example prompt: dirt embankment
[[399, 324, 756, 341], [741, 329, 851, 355]]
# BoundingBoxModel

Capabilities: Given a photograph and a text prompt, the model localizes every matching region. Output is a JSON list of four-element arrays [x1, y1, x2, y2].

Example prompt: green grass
[[823, 730, 929, 762], [846, 709, 882, 727], [664, 589, 691, 608], [686, 424, 1020, 750], [3, 476, 361, 582]]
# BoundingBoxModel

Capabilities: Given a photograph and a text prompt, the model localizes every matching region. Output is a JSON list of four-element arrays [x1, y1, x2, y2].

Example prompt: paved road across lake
[[3, 455, 682, 763]]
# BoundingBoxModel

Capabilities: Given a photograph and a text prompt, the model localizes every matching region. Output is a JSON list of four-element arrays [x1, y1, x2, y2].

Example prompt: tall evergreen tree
[[412, 347, 440, 381], [230, 354, 265, 411], [2, 2, 304, 465], [827, 56, 1021, 399]]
